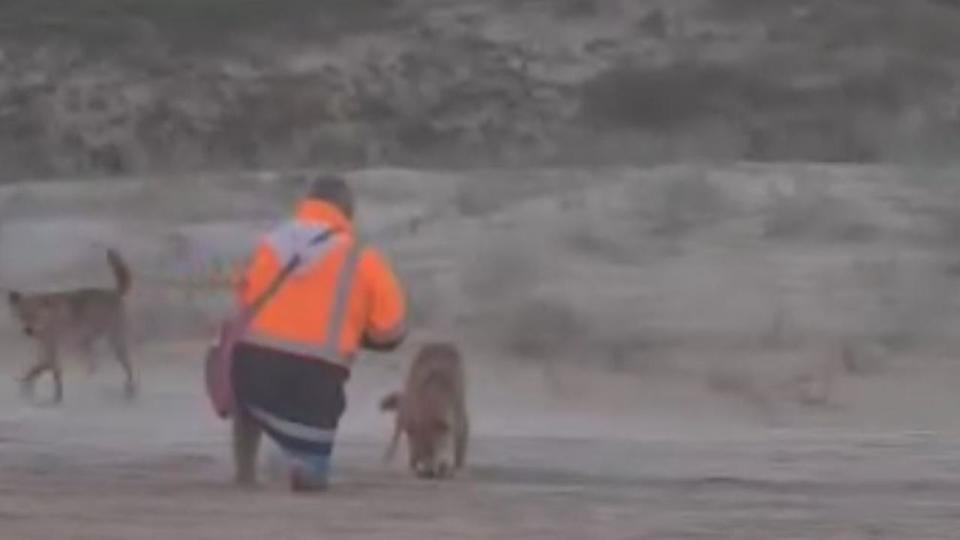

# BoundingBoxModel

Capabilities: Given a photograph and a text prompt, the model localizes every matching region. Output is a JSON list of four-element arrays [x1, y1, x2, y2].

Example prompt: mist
[[4, 1, 960, 538]]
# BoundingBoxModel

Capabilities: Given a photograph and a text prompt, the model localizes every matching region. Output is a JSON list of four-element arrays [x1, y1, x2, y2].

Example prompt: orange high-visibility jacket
[[234, 199, 407, 368]]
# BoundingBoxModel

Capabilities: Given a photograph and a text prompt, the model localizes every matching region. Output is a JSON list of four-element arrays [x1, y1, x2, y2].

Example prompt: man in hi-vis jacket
[[231, 175, 407, 492]]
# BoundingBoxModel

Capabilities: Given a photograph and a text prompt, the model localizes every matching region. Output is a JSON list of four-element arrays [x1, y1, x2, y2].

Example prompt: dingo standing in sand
[[380, 341, 469, 479], [7, 248, 136, 404]]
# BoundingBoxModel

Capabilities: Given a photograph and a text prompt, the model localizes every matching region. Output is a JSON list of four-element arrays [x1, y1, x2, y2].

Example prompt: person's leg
[[232, 407, 262, 486], [284, 365, 347, 493], [230, 346, 268, 487], [232, 345, 348, 493], [244, 404, 337, 493]]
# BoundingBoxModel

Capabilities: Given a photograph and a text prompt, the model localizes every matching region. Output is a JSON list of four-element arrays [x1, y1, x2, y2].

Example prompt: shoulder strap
[[244, 228, 337, 319]]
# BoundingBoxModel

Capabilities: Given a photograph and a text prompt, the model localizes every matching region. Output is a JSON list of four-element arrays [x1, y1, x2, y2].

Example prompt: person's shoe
[[290, 465, 329, 493]]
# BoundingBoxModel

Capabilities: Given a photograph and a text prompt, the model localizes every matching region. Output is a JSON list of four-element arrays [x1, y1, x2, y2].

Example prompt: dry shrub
[[454, 180, 506, 218], [614, 168, 732, 241], [930, 206, 960, 247], [706, 354, 840, 420], [562, 218, 640, 265], [901, 166, 960, 245], [555, 0, 600, 18], [838, 341, 887, 377], [649, 169, 730, 237], [453, 171, 579, 218], [592, 330, 667, 373], [453, 175, 525, 218], [762, 185, 879, 242], [704, 0, 784, 19], [0, 0, 402, 50], [401, 268, 442, 327], [581, 62, 737, 131], [704, 367, 779, 424], [580, 57, 944, 162], [759, 299, 798, 349], [459, 239, 541, 303], [853, 255, 954, 352], [127, 286, 228, 344], [502, 296, 587, 361], [742, 108, 892, 163]]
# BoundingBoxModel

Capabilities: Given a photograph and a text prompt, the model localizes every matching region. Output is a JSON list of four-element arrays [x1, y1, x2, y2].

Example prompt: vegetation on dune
[[0, 0, 959, 180]]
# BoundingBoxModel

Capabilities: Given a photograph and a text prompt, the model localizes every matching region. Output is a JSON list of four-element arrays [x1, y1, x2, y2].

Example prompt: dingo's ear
[[379, 391, 402, 412], [7, 291, 22, 306]]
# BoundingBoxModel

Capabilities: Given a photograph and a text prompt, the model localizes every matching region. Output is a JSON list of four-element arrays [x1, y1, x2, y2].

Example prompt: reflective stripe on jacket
[[235, 199, 407, 368]]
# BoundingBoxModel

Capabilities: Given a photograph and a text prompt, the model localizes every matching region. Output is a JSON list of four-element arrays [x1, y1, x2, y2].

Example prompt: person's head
[[305, 174, 355, 219]]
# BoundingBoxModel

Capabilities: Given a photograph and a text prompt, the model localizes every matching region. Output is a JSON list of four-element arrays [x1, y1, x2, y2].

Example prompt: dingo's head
[[406, 415, 452, 479], [8, 291, 58, 337]]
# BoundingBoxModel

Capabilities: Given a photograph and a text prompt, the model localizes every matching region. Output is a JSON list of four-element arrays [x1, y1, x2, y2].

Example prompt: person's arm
[[359, 247, 408, 352], [234, 241, 278, 308]]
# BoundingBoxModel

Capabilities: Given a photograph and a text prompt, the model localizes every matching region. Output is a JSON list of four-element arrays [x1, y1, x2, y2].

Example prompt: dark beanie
[[306, 174, 354, 218]]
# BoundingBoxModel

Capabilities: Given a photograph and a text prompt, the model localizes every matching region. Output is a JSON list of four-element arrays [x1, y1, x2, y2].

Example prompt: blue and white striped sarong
[[232, 341, 348, 485]]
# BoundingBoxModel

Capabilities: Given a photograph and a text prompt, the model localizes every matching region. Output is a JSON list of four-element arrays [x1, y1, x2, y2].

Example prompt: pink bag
[[204, 317, 246, 419]]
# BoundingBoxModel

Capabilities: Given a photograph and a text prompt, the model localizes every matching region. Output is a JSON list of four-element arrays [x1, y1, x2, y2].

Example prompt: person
[[230, 174, 407, 492]]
